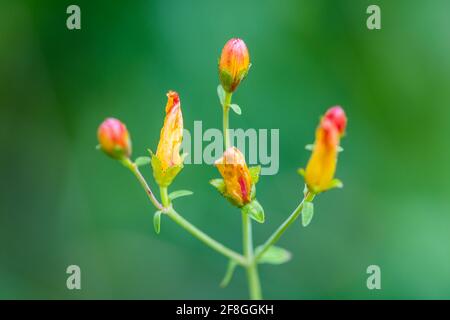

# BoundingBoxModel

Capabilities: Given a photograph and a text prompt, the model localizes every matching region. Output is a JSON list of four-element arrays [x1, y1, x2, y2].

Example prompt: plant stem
[[166, 207, 247, 266], [121, 158, 163, 211], [122, 159, 246, 265], [254, 190, 315, 262], [160, 186, 170, 207], [222, 92, 232, 149], [242, 213, 262, 300]]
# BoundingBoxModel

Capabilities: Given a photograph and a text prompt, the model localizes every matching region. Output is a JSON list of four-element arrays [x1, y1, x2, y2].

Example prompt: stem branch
[[166, 207, 247, 266], [122, 158, 246, 266], [255, 190, 315, 261], [121, 158, 163, 211]]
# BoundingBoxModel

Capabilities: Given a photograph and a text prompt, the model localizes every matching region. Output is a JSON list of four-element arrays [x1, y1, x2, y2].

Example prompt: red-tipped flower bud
[[303, 107, 347, 193], [218, 38, 250, 93], [97, 118, 132, 159], [324, 106, 347, 136], [151, 91, 184, 187]]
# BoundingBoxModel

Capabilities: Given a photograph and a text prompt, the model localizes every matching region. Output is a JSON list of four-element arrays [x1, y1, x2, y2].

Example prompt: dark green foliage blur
[[1, 0, 450, 299]]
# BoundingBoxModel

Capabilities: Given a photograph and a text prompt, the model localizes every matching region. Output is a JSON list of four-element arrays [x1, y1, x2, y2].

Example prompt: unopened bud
[[218, 38, 250, 93], [97, 118, 131, 159]]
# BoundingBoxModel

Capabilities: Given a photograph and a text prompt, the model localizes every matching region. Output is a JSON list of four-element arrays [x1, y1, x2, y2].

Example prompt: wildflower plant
[[97, 38, 347, 300]]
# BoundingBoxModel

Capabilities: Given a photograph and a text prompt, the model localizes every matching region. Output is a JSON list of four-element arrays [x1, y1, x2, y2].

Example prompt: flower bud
[[304, 107, 347, 193], [151, 91, 184, 187], [97, 118, 131, 159], [215, 147, 252, 207], [218, 38, 250, 93], [324, 106, 347, 136]]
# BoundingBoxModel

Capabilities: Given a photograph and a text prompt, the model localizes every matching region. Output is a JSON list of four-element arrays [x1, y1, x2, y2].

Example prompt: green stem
[[122, 159, 246, 266], [222, 91, 232, 149], [255, 190, 315, 262], [160, 186, 170, 207], [121, 158, 163, 211], [242, 213, 262, 300], [166, 206, 247, 266]]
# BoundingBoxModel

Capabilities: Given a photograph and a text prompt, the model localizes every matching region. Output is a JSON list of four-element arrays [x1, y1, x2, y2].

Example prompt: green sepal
[[249, 165, 261, 184], [209, 178, 241, 207], [250, 184, 256, 200], [150, 150, 184, 187], [153, 210, 162, 234], [297, 168, 306, 177], [301, 201, 314, 227], [220, 260, 238, 288], [242, 199, 265, 223], [169, 190, 193, 201], [305, 144, 314, 151], [219, 71, 233, 93], [229, 104, 241, 115], [327, 178, 344, 190], [255, 246, 292, 265], [209, 178, 226, 194], [217, 84, 226, 106], [135, 156, 151, 167]]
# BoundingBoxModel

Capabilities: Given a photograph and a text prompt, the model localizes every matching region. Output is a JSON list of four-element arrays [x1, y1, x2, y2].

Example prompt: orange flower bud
[[218, 38, 250, 93], [155, 91, 183, 170], [97, 118, 131, 159], [151, 91, 184, 187], [214, 147, 253, 207], [304, 107, 347, 193], [324, 106, 347, 136]]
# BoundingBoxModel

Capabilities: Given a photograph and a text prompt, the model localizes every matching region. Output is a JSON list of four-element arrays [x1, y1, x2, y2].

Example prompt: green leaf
[[169, 190, 193, 201], [229, 104, 242, 115], [301, 201, 314, 227], [220, 260, 238, 288], [242, 199, 265, 223], [153, 211, 162, 234], [135, 156, 151, 167], [209, 179, 226, 194], [249, 166, 261, 184], [217, 85, 226, 106], [255, 246, 292, 265]]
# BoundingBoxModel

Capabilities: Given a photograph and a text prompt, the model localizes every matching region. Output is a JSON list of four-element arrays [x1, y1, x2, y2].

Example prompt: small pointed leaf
[[229, 104, 242, 115], [302, 201, 314, 227], [217, 85, 226, 106], [153, 211, 162, 234], [255, 246, 292, 265], [220, 260, 238, 288], [135, 156, 151, 167], [169, 190, 193, 201]]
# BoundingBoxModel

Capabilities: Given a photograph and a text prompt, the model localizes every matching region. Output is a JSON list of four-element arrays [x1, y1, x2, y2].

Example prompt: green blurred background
[[1, 0, 450, 299]]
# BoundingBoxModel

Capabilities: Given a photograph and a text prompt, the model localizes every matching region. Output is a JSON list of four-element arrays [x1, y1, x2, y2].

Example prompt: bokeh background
[[1, 0, 450, 299]]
